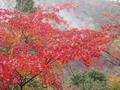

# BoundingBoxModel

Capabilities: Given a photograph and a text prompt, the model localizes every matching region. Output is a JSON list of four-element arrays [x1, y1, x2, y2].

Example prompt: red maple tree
[[0, 3, 119, 90]]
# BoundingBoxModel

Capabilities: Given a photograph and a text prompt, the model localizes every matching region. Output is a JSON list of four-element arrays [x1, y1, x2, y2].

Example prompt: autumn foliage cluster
[[0, 3, 119, 89]]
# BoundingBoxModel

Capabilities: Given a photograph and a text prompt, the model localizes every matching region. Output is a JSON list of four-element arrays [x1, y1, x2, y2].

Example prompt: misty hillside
[[0, 0, 119, 29]]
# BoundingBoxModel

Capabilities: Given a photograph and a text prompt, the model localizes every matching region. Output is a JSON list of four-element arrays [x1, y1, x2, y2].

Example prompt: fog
[[0, 0, 119, 29]]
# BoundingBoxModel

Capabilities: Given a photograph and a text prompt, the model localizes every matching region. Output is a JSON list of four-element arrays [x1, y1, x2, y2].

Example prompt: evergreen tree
[[15, 0, 36, 13]]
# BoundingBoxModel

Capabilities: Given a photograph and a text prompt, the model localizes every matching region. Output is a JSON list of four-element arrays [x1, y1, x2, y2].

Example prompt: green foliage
[[15, 0, 36, 13], [0, 48, 12, 53], [88, 70, 107, 82], [71, 74, 82, 86], [27, 78, 43, 89], [7, 78, 44, 90], [70, 70, 109, 90], [29, 49, 39, 55]]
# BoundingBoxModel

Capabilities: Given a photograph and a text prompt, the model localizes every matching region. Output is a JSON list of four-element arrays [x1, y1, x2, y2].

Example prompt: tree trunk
[[20, 85, 23, 90]]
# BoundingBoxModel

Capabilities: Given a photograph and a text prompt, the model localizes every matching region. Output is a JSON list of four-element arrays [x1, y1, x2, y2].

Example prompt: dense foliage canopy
[[0, 3, 119, 90]]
